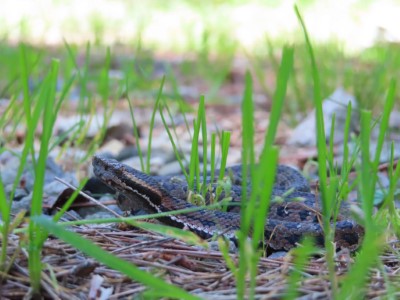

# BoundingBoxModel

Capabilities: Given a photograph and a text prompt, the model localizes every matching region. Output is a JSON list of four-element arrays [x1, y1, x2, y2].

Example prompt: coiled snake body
[[92, 155, 364, 251]]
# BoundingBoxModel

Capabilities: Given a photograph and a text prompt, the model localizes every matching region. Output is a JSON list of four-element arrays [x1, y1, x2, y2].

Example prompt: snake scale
[[92, 155, 364, 251]]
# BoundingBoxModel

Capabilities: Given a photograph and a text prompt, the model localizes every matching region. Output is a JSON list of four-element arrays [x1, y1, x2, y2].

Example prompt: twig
[[54, 176, 122, 218]]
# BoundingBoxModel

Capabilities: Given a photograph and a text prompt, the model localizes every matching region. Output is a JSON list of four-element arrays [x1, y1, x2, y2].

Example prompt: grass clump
[[0, 45, 70, 295], [296, 4, 397, 298]]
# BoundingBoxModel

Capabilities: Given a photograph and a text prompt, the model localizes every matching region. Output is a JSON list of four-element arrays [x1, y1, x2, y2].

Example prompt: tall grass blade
[[210, 133, 217, 184], [200, 96, 208, 195], [217, 131, 231, 182], [215, 131, 230, 202], [146, 76, 165, 173], [163, 99, 187, 163], [29, 59, 60, 293], [127, 90, 145, 171], [338, 102, 353, 199], [372, 80, 396, 168], [188, 97, 206, 194], [166, 65, 193, 140], [253, 45, 293, 246], [52, 179, 88, 222], [99, 47, 111, 104], [32, 216, 199, 300], [283, 238, 316, 300], [337, 232, 384, 298], [0, 169, 8, 271], [159, 103, 188, 179], [2, 46, 42, 273], [237, 71, 255, 299], [294, 5, 337, 292], [359, 111, 374, 226], [339, 79, 396, 296], [263, 46, 294, 149]]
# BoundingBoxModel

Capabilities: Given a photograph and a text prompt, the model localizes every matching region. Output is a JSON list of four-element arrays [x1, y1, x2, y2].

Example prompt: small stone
[[84, 211, 118, 220], [158, 161, 186, 176], [116, 146, 138, 161], [207, 240, 237, 253], [389, 110, 400, 129], [120, 157, 146, 171], [268, 251, 288, 259], [99, 139, 125, 157], [13, 188, 29, 201], [11, 195, 32, 214], [370, 140, 400, 163], [56, 209, 82, 221], [288, 88, 358, 146]]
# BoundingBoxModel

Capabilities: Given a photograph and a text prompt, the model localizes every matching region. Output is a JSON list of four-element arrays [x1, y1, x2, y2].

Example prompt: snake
[[92, 155, 364, 251]]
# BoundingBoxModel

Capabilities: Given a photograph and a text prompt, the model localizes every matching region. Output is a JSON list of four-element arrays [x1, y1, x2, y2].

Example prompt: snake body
[[92, 155, 364, 251]]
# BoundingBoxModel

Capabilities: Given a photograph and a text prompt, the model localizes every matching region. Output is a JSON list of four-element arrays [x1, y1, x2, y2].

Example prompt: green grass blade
[[28, 59, 60, 293], [0, 167, 9, 271], [373, 80, 395, 167], [32, 216, 199, 300], [80, 42, 91, 108], [52, 179, 88, 222], [49, 74, 76, 152], [237, 71, 255, 299], [327, 114, 336, 172], [210, 132, 217, 184], [338, 79, 396, 297], [251, 148, 278, 246], [383, 142, 400, 218], [263, 45, 294, 149], [51, 121, 84, 155], [359, 110, 374, 225], [385, 145, 400, 242], [218, 131, 231, 182], [159, 103, 188, 179], [86, 98, 118, 162], [294, 6, 338, 293], [200, 96, 208, 195], [294, 5, 328, 216], [56, 201, 233, 228], [188, 98, 205, 193], [164, 99, 187, 164], [214, 131, 231, 203], [20, 44, 31, 125], [188, 118, 200, 193], [338, 102, 353, 197], [99, 47, 111, 104], [283, 238, 316, 300], [0, 96, 16, 132], [146, 76, 165, 173], [1, 45, 34, 271], [166, 65, 193, 140], [337, 231, 384, 298], [127, 91, 145, 172], [126, 221, 207, 247], [218, 238, 238, 278], [251, 46, 293, 297]]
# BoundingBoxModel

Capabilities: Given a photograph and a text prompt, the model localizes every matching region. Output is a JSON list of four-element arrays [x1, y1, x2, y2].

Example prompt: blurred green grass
[[0, 0, 398, 115], [0, 40, 398, 116]]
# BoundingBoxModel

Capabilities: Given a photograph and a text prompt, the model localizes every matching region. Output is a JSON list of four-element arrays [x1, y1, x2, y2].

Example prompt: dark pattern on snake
[[92, 155, 364, 251]]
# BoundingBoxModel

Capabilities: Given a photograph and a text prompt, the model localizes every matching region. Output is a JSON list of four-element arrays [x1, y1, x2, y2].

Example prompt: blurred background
[[1, 0, 400, 166], [1, 0, 399, 111], [2, 0, 399, 51]]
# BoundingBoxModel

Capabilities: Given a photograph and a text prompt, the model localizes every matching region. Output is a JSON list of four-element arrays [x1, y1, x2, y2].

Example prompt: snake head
[[92, 155, 165, 208]]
